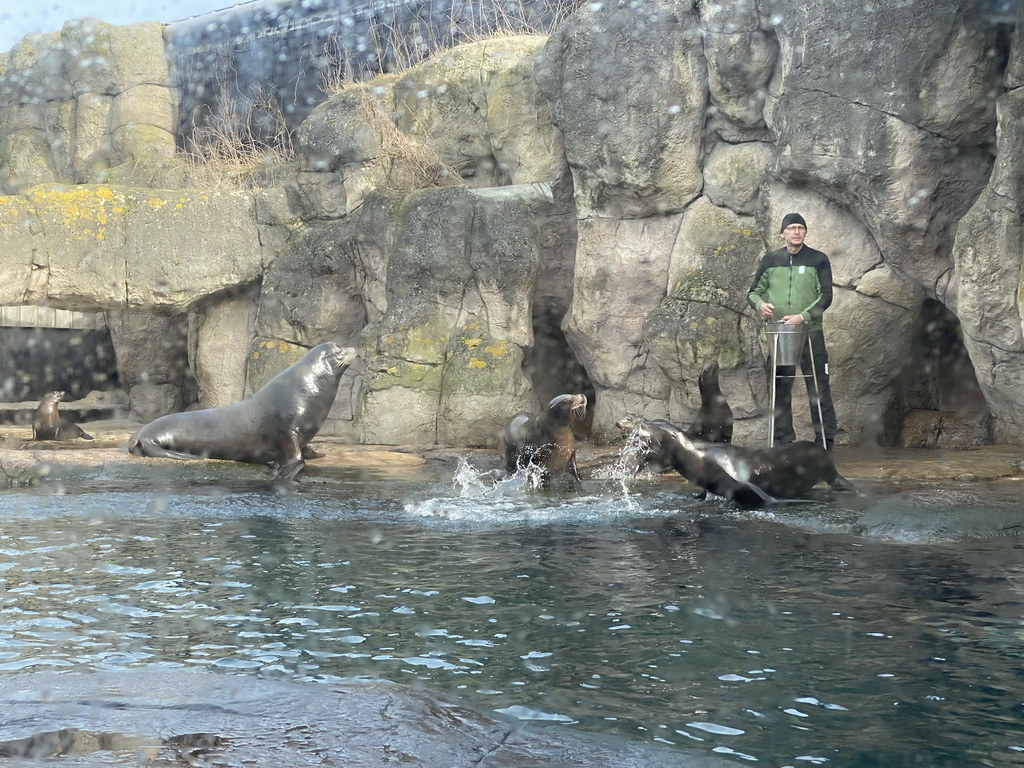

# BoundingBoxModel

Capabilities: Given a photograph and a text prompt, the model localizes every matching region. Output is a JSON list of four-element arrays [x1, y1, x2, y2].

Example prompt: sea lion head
[[317, 343, 357, 376], [614, 416, 673, 445], [615, 415, 662, 473], [42, 390, 66, 404], [615, 416, 694, 475], [547, 393, 587, 421], [697, 360, 720, 387], [614, 414, 643, 435]]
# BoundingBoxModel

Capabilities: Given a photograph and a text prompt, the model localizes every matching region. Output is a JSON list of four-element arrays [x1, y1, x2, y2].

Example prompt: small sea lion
[[616, 416, 856, 508], [499, 393, 587, 482], [128, 343, 356, 481], [33, 391, 94, 441], [686, 360, 733, 444]]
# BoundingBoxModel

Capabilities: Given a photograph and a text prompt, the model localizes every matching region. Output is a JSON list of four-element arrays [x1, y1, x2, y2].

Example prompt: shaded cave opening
[[891, 297, 990, 444], [525, 300, 595, 438], [0, 313, 123, 425]]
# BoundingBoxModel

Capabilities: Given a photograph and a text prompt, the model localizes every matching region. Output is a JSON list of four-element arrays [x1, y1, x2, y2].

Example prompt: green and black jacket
[[747, 245, 833, 332]]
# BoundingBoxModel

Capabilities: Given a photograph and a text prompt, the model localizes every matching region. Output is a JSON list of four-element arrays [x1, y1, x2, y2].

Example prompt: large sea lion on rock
[[499, 394, 587, 483], [616, 416, 856, 508], [128, 343, 356, 481], [33, 391, 93, 441]]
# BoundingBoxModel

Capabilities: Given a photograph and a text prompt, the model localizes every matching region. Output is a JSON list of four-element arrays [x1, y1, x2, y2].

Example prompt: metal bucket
[[766, 322, 807, 366]]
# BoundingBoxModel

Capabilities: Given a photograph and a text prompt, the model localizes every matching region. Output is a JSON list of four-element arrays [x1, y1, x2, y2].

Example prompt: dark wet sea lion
[[686, 361, 733, 444], [616, 416, 856, 508], [499, 393, 587, 482], [128, 343, 356, 481], [33, 391, 94, 441]]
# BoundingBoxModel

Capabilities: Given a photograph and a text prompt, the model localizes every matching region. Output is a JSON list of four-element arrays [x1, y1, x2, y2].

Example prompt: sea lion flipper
[[830, 472, 858, 493], [273, 457, 305, 482], [567, 449, 581, 481], [132, 442, 206, 461], [57, 419, 92, 440], [301, 444, 325, 460], [273, 432, 306, 481], [744, 481, 775, 504], [128, 433, 204, 461]]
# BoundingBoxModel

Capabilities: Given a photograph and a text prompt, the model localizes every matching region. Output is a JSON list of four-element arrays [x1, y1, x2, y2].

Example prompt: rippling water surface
[[1, 462, 1023, 767]]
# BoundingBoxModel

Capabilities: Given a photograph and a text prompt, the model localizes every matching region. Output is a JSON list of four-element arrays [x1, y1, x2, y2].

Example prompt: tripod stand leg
[[768, 335, 778, 447], [806, 336, 827, 450]]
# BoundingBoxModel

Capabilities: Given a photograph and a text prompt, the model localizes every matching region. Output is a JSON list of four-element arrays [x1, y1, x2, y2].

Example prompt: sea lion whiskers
[[568, 394, 587, 420]]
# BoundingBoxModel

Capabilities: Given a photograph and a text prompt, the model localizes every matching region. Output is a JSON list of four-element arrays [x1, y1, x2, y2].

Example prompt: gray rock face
[[359, 184, 548, 446], [2, 0, 1024, 447], [702, 0, 776, 140], [949, 86, 1024, 443], [763, 0, 1000, 281], [0, 20, 175, 193], [644, 199, 764, 441], [105, 311, 196, 422], [535, 0, 706, 218]]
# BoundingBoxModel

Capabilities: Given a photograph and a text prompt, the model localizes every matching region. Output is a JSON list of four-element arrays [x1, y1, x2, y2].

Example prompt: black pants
[[767, 329, 837, 448]]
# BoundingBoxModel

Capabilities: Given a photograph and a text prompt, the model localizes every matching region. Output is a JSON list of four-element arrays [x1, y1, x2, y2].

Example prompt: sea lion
[[33, 391, 94, 441], [685, 360, 733, 444], [128, 342, 356, 481], [499, 393, 587, 482], [616, 416, 856, 508]]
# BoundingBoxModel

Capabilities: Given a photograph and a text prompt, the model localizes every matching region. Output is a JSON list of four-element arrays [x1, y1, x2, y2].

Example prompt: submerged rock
[[0, 669, 735, 767]]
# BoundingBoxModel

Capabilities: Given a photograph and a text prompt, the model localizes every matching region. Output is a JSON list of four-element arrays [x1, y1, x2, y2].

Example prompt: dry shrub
[[356, 89, 463, 193], [180, 85, 295, 189], [321, 0, 584, 95]]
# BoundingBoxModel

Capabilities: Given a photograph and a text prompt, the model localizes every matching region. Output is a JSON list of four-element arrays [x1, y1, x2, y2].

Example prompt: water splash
[[450, 456, 502, 497], [401, 457, 674, 524], [590, 424, 656, 512]]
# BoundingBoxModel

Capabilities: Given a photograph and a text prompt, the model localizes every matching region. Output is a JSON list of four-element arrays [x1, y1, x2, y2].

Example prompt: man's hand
[[760, 302, 774, 320], [781, 314, 804, 324]]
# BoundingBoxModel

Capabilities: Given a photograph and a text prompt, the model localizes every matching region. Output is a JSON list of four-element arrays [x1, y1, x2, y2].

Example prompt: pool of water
[[1, 461, 1022, 767]]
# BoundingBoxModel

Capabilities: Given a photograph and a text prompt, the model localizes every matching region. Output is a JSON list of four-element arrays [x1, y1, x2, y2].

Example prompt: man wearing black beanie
[[747, 213, 837, 451]]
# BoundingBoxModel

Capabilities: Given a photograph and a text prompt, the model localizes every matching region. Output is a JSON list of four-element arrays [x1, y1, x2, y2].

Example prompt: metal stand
[[767, 330, 827, 449]]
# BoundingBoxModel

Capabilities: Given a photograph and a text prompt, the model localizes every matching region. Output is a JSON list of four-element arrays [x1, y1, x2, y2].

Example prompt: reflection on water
[[1, 465, 1023, 767]]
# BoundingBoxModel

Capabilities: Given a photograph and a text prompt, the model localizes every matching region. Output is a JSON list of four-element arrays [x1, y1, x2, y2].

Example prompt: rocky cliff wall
[[0, 0, 1021, 448]]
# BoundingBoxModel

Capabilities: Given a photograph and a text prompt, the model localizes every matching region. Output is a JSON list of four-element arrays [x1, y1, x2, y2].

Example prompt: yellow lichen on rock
[[483, 340, 507, 357], [28, 185, 127, 241]]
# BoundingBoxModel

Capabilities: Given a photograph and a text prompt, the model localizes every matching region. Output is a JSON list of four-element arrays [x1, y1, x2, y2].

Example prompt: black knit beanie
[[780, 213, 807, 232]]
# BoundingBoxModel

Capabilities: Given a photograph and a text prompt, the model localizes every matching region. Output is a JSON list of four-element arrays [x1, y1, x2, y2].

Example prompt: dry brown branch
[[180, 84, 295, 189], [356, 89, 463, 193]]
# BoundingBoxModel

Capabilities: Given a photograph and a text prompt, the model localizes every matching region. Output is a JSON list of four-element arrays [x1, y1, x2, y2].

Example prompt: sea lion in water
[[33, 391, 94, 441], [616, 416, 856, 508], [686, 361, 733, 444], [128, 342, 356, 481], [499, 393, 587, 482]]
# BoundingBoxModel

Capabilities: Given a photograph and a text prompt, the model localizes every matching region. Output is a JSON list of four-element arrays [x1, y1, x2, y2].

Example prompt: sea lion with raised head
[[499, 393, 587, 482], [33, 391, 94, 441], [128, 343, 356, 481], [686, 360, 733, 444], [616, 416, 856, 507]]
